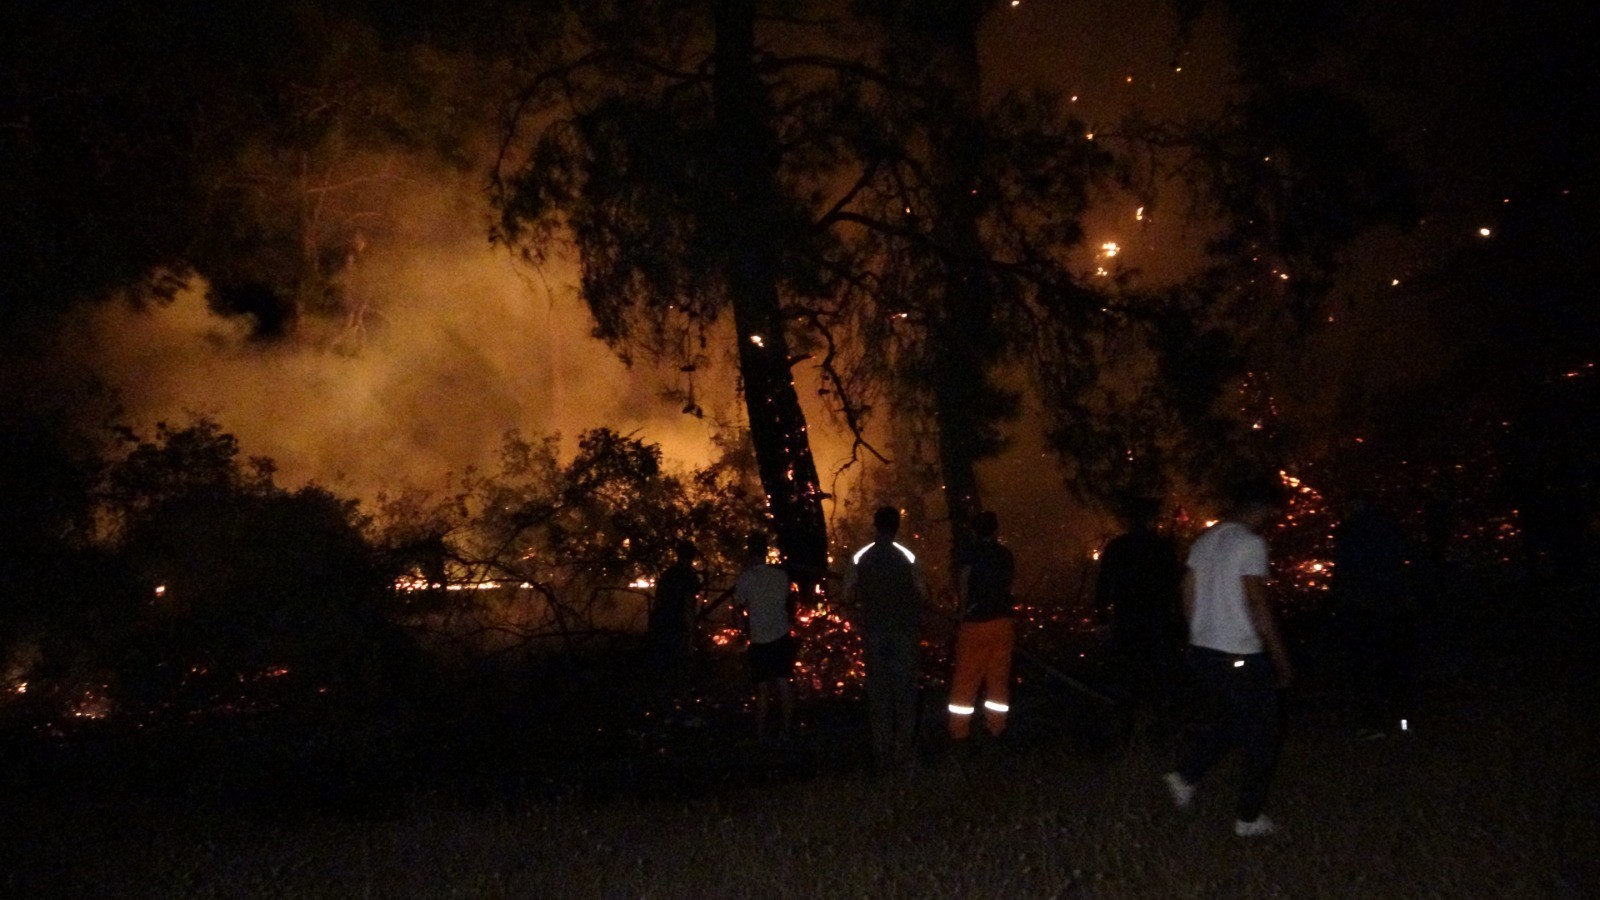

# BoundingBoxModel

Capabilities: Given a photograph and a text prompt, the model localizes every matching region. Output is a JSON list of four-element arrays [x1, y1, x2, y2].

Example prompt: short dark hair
[[873, 505, 900, 535], [1123, 495, 1161, 526], [973, 510, 999, 538], [746, 532, 768, 559], [674, 540, 697, 561], [1226, 475, 1286, 514]]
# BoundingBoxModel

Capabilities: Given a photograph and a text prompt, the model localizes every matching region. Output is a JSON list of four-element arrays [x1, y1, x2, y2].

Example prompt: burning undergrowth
[[0, 387, 1553, 753]]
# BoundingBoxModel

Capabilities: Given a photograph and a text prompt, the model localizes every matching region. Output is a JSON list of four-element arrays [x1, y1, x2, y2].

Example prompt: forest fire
[[1272, 469, 1337, 595], [393, 576, 537, 592], [790, 604, 869, 695], [2, 6, 1590, 857], [0, 1, 1592, 894]]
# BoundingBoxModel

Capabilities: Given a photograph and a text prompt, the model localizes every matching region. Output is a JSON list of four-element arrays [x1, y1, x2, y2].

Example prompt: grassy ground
[[8, 577, 1597, 898]]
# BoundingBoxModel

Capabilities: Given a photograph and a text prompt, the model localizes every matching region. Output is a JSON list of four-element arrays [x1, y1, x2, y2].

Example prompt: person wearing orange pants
[[948, 616, 1016, 738], [947, 511, 1017, 741]]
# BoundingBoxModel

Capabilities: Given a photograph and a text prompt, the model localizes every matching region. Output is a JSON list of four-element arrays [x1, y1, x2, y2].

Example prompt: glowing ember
[[393, 575, 537, 592], [68, 688, 111, 720]]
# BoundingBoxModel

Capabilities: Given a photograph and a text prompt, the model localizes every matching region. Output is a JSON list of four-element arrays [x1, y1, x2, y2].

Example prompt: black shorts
[[749, 633, 796, 682]]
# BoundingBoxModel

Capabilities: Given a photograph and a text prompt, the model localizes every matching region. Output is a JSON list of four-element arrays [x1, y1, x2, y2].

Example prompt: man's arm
[[835, 565, 856, 610], [1243, 574, 1293, 687]]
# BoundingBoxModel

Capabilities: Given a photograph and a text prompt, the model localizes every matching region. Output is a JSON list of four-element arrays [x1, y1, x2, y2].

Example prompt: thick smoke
[[30, 0, 1228, 579], [55, 154, 745, 498]]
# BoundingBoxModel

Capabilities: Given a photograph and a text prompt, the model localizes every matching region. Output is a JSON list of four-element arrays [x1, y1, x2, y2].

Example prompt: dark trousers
[[1177, 646, 1280, 821], [1108, 638, 1186, 737], [1344, 608, 1418, 731], [864, 627, 920, 768]]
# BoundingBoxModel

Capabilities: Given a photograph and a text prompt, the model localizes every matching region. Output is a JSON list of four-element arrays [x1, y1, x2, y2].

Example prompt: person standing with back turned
[[840, 505, 929, 772], [947, 511, 1017, 744], [1164, 476, 1292, 837], [1095, 495, 1185, 739], [649, 541, 701, 698], [733, 533, 797, 743]]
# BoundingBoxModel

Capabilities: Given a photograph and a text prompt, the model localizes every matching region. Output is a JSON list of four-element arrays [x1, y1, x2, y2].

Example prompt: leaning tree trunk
[[712, 0, 830, 595]]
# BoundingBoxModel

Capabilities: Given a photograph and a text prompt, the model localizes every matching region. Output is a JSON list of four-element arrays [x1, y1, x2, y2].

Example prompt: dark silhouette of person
[[839, 505, 928, 772], [649, 541, 701, 693], [1332, 494, 1417, 739], [1095, 496, 1185, 736], [947, 511, 1017, 742], [733, 533, 796, 742]]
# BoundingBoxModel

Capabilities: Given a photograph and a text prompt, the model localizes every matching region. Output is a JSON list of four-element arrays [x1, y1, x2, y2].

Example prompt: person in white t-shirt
[[734, 533, 796, 742], [1164, 476, 1292, 838]]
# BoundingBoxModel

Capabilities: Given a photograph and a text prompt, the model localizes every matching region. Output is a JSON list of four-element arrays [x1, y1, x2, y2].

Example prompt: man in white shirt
[[1164, 476, 1292, 837], [734, 533, 796, 742]]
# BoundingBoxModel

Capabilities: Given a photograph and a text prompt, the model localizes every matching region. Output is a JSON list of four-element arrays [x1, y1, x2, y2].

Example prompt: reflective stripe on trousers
[[947, 617, 1016, 739]]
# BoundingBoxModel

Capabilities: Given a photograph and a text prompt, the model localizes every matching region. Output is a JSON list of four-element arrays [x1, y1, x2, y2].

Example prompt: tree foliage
[[1031, 0, 1422, 510], [820, 1, 1113, 541], [494, 1, 832, 587], [1, 0, 499, 346], [378, 427, 765, 661], [100, 420, 409, 717], [496, 1, 1123, 564]]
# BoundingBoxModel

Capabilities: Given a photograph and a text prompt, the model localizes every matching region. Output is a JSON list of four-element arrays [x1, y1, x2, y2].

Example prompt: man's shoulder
[[985, 543, 1015, 575], [739, 563, 785, 582], [1189, 523, 1267, 576], [960, 540, 1010, 565], [1198, 522, 1262, 547], [661, 564, 697, 587], [859, 541, 915, 566], [1224, 523, 1267, 551]]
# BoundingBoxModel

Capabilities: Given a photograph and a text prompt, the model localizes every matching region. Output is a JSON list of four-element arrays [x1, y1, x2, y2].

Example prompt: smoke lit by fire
[[49, 154, 746, 502]]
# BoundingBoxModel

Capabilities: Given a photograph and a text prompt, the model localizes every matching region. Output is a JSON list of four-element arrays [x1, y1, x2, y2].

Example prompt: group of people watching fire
[[653, 474, 1413, 839]]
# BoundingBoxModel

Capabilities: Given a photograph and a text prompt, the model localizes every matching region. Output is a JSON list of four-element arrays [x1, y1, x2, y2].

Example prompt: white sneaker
[[1234, 815, 1276, 837], [1163, 772, 1194, 809]]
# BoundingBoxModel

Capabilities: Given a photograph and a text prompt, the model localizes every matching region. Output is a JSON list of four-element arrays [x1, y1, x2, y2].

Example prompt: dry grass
[[11, 584, 1597, 899]]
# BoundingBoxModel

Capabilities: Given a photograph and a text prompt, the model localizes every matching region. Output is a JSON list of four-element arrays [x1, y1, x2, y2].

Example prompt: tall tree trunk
[[898, 0, 1005, 560], [928, 5, 988, 553], [712, 0, 830, 594]]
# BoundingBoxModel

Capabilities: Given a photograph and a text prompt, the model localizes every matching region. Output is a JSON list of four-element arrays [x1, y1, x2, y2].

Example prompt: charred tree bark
[[891, 1, 1013, 558], [711, 1, 829, 594]]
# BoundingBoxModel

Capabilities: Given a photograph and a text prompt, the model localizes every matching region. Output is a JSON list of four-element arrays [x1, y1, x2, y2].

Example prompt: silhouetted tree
[[0, 1, 499, 347], [380, 426, 764, 662], [494, 1, 833, 591], [829, 0, 1112, 553], [100, 419, 410, 719], [1030, 0, 1421, 509]]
